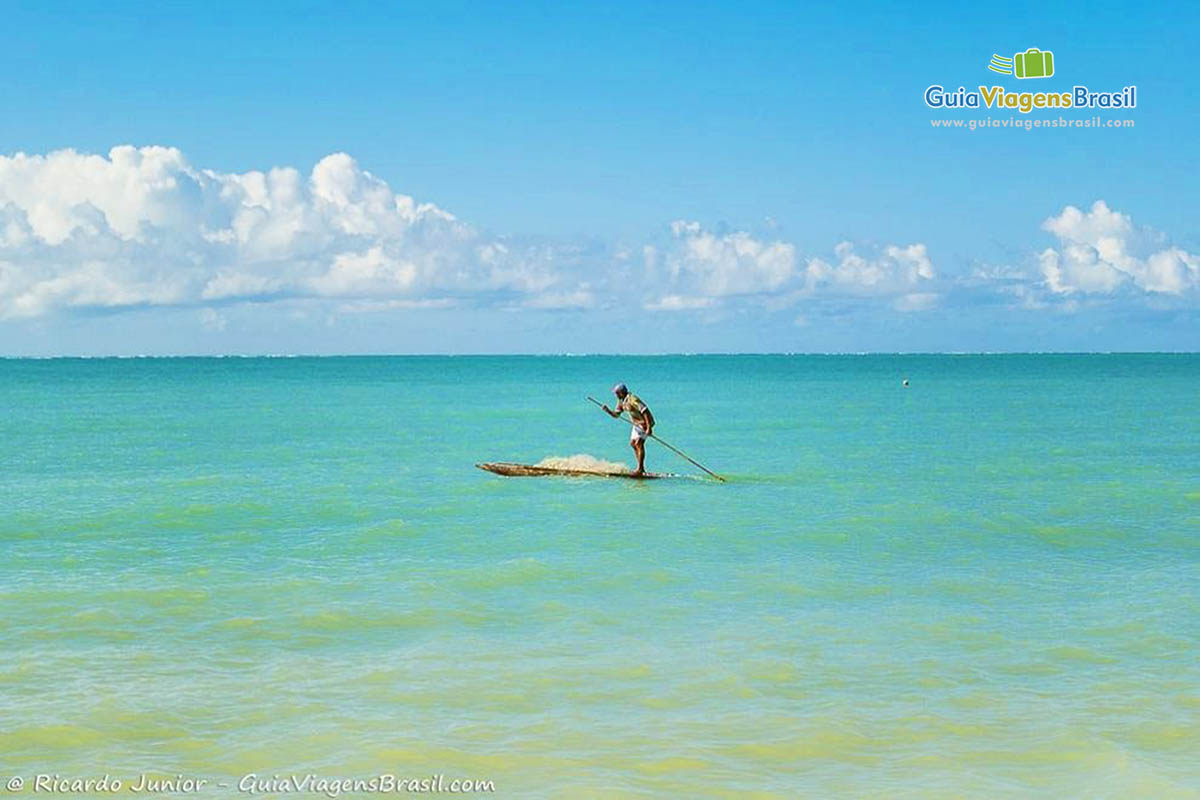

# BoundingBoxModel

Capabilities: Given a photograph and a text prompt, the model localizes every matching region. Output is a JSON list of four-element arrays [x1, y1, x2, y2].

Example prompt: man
[[602, 383, 655, 476]]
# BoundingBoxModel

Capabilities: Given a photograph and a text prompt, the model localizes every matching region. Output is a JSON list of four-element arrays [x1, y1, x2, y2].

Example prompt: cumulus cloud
[[0, 146, 586, 318], [643, 221, 934, 312], [15, 146, 1186, 331], [1039, 201, 1199, 296], [660, 220, 797, 296], [804, 241, 935, 295]]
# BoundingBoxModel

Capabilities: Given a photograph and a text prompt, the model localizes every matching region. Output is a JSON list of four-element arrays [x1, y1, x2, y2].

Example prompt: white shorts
[[630, 425, 648, 443]]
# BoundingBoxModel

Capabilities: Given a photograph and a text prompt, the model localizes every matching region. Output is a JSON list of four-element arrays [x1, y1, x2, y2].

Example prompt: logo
[[923, 45, 1137, 115], [989, 48, 1055, 79]]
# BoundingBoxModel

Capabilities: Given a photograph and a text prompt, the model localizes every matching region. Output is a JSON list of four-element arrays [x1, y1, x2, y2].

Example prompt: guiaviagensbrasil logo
[[989, 48, 1054, 79], [925, 46, 1136, 115]]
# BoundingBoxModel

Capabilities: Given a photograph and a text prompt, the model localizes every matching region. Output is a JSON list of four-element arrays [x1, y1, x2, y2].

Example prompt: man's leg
[[632, 439, 646, 475]]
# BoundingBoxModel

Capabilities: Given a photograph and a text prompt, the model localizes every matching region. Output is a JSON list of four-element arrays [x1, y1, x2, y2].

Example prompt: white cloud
[[1039, 201, 1199, 296], [201, 271, 281, 300], [660, 220, 796, 297], [9, 146, 1183, 333], [306, 246, 418, 297], [645, 221, 936, 313], [0, 146, 587, 318], [644, 294, 716, 311], [803, 241, 935, 294]]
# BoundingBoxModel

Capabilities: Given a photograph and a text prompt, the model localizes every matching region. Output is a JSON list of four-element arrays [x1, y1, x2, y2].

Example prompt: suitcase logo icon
[[988, 48, 1055, 79]]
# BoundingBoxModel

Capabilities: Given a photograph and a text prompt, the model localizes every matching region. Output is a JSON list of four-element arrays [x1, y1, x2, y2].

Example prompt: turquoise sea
[[1, 354, 1197, 798]]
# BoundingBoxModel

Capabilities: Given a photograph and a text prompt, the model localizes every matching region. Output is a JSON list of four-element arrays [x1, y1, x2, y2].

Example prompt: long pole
[[586, 396, 726, 482]]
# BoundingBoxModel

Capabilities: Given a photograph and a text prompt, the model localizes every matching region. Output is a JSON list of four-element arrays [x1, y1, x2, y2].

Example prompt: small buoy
[[902, 378, 910, 387]]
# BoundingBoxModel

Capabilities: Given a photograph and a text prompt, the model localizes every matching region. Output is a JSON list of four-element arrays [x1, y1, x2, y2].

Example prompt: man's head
[[612, 383, 628, 399]]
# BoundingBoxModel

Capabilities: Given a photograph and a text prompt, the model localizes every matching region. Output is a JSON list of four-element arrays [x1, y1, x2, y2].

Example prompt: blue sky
[[0, 0, 1196, 353]]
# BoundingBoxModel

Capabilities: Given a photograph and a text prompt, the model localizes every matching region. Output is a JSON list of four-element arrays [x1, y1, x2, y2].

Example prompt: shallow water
[[1, 355, 1197, 797]]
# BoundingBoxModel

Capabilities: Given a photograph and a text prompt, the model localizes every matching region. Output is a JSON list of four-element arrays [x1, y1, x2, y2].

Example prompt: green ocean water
[[1, 354, 1197, 798]]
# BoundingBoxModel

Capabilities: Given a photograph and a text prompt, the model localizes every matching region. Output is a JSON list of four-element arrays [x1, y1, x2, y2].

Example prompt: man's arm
[[642, 408, 655, 435], [602, 401, 622, 418]]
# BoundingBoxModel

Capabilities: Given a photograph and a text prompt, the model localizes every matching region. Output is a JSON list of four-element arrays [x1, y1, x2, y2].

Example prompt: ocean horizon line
[[1, 350, 1199, 360]]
